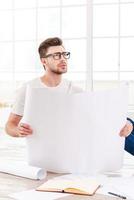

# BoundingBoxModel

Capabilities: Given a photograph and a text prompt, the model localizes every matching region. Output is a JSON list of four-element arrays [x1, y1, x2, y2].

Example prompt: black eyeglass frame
[[44, 52, 70, 60]]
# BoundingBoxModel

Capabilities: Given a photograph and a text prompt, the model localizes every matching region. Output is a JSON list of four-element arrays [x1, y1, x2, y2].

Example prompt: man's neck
[[41, 74, 62, 87]]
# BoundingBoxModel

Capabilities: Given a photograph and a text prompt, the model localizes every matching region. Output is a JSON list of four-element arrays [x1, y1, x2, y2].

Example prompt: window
[[0, 0, 88, 108], [0, 0, 134, 119], [93, 0, 134, 111]]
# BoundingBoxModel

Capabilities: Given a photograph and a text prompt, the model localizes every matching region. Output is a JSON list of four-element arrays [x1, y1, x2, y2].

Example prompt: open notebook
[[36, 177, 100, 196], [23, 86, 128, 174]]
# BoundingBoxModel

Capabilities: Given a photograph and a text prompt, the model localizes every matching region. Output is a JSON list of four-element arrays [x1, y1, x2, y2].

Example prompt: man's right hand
[[17, 123, 33, 137], [5, 113, 33, 137]]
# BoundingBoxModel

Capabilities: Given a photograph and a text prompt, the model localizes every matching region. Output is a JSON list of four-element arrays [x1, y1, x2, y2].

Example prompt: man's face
[[41, 45, 69, 75]]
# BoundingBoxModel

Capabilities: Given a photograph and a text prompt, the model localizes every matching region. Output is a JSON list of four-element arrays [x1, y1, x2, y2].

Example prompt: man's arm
[[5, 113, 33, 137]]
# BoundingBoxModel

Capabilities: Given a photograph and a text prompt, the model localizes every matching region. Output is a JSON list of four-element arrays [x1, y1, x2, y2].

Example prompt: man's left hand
[[119, 121, 133, 137]]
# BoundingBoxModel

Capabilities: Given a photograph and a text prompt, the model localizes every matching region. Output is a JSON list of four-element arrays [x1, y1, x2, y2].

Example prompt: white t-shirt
[[12, 77, 82, 116]]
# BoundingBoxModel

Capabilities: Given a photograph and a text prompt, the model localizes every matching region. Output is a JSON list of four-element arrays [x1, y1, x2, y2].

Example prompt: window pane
[[36, 69, 45, 76], [38, 0, 60, 7], [62, 7, 87, 38], [121, 0, 134, 2], [93, 72, 118, 80], [0, 42, 13, 71], [62, 0, 86, 5], [0, 0, 12, 9], [0, 73, 13, 81], [14, 41, 37, 72], [120, 4, 134, 36], [0, 80, 14, 103], [35, 47, 45, 72], [120, 38, 134, 71], [36, 55, 44, 72], [37, 8, 60, 40], [93, 5, 118, 37], [64, 39, 86, 72], [128, 82, 134, 106], [14, 73, 37, 81], [14, 10, 36, 40], [0, 11, 13, 41], [93, 38, 118, 71], [93, 0, 118, 3], [14, 0, 36, 8], [120, 73, 134, 81]]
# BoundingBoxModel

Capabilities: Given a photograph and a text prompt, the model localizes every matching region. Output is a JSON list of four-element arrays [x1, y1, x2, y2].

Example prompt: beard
[[50, 66, 67, 75]]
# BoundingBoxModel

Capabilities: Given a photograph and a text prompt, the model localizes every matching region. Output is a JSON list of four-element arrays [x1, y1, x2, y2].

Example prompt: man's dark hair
[[38, 37, 63, 58]]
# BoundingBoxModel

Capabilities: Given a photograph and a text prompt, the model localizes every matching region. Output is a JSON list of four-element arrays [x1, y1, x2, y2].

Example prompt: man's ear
[[40, 58, 46, 65]]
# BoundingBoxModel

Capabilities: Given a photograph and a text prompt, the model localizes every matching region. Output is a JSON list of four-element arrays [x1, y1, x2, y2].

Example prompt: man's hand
[[17, 123, 33, 137], [119, 121, 133, 137], [5, 113, 33, 137]]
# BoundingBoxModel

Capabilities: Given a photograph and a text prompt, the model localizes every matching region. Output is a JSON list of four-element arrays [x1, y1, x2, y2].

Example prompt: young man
[[5, 37, 82, 137], [5, 37, 134, 156]]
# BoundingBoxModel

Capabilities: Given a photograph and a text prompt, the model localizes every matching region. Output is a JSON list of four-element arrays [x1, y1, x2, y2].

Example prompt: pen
[[108, 192, 127, 199]]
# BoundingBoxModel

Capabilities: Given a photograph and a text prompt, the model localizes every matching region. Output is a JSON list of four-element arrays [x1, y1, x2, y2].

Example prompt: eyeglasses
[[44, 52, 70, 60]]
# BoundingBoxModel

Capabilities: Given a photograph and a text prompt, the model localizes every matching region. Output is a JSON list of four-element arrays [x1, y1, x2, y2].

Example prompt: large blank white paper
[[23, 86, 128, 174]]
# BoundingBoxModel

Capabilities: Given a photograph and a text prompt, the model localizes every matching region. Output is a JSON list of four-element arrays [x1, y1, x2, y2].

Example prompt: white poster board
[[23, 86, 128, 174]]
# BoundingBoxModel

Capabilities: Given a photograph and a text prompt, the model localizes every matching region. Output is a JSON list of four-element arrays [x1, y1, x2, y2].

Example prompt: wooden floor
[[0, 128, 134, 200]]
